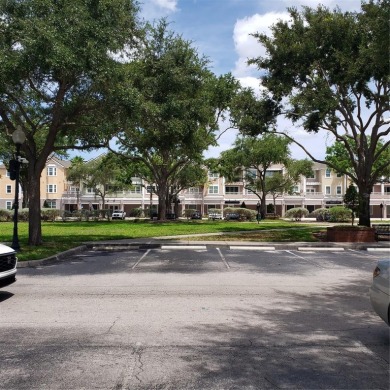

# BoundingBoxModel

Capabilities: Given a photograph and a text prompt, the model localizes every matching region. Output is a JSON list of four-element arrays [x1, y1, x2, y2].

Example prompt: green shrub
[[18, 208, 29, 221], [61, 210, 73, 220], [285, 207, 309, 221], [0, 209, 12, 222], [312, 208, 330, 221], [267, 203, 275, 214], [223, 207, 256, 221], [41, 208, 61, 222], [183, 209, 196, 219], [329, 206, 352, 222], [130, 207, 145, 217], [99, 209, 111, 220], [236, 208, 256, 221]]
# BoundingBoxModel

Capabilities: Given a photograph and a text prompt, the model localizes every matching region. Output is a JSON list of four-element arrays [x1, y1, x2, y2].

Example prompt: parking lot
[[1, 247, 389, 389]]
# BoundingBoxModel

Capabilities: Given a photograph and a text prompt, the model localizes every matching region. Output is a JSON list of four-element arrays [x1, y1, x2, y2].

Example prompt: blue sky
[[138, 0, 363, 160]]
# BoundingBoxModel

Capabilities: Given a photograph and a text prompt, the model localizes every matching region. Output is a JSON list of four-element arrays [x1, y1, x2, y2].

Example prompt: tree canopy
[[213, 134, 295, 218], [112, 21, 239, 219], [248, 1, 390, 226], [0, 0, 141, 244]]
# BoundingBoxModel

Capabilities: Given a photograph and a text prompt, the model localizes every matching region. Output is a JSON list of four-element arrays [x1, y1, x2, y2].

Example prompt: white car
[[111, 211, 126, 220], [208, 212, 223, 220], [0, 244, 17, 287], [369, 259, 390, 326]]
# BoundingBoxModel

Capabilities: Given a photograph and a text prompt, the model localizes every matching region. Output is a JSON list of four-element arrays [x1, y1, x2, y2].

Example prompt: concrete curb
[[17, 245, 88, 268]]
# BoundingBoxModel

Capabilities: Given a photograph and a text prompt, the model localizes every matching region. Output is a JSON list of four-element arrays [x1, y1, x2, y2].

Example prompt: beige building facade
[[1, 158, 389, 219]]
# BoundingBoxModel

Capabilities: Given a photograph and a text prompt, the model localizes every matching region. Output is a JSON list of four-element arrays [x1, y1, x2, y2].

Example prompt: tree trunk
[[358, 191, 371, 227], [28, 171, 43, 246], [157, 183, 167, 220], [260, 195, 266, 219]]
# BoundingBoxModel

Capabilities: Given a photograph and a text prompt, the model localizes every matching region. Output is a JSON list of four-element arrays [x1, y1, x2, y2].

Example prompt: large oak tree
[[0, 0, 141, 245], [247, 1, 389, 226], [113, 21, 239, 219]]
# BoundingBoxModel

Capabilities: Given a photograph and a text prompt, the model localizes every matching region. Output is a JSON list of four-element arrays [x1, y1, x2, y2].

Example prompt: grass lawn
[[0, 219, 326, 261]]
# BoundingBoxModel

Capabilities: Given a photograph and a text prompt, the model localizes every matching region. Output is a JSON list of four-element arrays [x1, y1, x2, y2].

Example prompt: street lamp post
[[11, 126, 26, 251]]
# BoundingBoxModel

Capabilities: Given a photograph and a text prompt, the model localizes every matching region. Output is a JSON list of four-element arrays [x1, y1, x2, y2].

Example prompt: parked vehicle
[[111, 211, 126, 220], [208, 212, 223, 220], [191, 211, 202, 220], [369, 259, 390, 325], [0, 244, 17, 288], [225, 212, 240, 221]]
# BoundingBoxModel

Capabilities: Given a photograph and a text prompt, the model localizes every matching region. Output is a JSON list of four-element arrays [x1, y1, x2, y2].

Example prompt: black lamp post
[[256, 201, 261, 224], [11, 126, 26, 251]]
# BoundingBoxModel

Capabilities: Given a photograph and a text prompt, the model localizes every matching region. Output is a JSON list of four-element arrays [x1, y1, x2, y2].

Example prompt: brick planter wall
[[327, 227, 376, 242]]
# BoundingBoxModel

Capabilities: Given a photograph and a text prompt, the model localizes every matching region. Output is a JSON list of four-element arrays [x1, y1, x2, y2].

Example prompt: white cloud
[[232, 12, 289, 78], [140, 0, 178, 20], [152, 0, 178, 12]]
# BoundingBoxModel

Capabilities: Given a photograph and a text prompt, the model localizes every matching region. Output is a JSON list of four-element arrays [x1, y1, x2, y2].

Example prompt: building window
[[336, 186, 342, 195], [47, 166, 57, 176], [225, 186, 239, 194], [306, 172, 315, 179], [6, 185, 12, 194], [129, 185, 141, 194], [86, 187, 94, 194], [325, 186, 331, 195], [47, 184, 57, 193], [188, 187, 200, 194], [265, 170, 281, 177], [46, 200, 57, 208], [337, 172, 343, 177], [293, 185, 299, 193], [208, 171, 219, 179], [146, 186, 155, 194], [6, 201, 12, 210], [6, 170, 10, 177], [207, 205, 220, 211], [208, 185, 219, 194], [306, 187, 315, 193], [325, 168, 331, 178], [246, 169, 257, 179]]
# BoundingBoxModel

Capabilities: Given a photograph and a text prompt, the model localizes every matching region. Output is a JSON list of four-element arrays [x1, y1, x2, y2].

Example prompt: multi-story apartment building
[[1, 157, 389, 218]]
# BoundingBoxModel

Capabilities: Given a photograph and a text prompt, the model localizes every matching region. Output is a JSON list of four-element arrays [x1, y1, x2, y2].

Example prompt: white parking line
[[367, 247, 390, 252], [131, 249, 151, 269], [161, 245, 207, 250], [285, 250, 326, 268], [298, 247, 344, 251], [229, 246, 275, 250], [217, 248, 230, 269]]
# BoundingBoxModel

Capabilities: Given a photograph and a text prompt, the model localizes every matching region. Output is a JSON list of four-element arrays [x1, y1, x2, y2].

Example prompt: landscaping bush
[[183, 209, 196, 219], [0, 209, 12, 222], [61, 210, 73, 221], [285, 207, 309, 221], [267, 203, 275, 214], [99, 209, 111, 220], [41, 208, 61, 222], [129, 207, 145, 217], [237, 208, 257, 221], [18, 208, 29, 222], [223, 207, 256, 221], [328, 206, 352, 222], [312, 208, 330, 221]]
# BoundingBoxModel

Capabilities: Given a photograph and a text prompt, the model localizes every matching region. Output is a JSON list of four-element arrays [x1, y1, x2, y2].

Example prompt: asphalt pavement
[[2, 243, 389, 389]]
